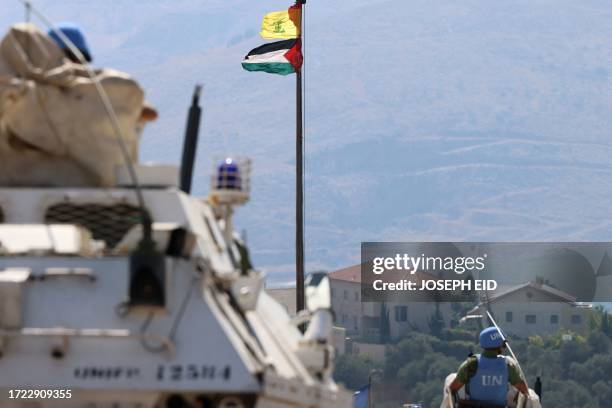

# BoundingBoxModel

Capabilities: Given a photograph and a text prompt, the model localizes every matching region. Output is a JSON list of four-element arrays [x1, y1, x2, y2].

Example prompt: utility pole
[[295, 0, 306, 314]]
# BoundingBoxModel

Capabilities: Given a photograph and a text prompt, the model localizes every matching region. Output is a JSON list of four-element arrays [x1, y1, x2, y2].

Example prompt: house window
[[354, 291, 359, 301], [506, 312, 513, 323], [343, 290, 348, 300], [394, 306, 407, 322], [342, 314, 347, 323], [353, 315, 358, 329], [571, 315, 582, 324], [550, 314, 559, 324], [525, 314, 536, 324]]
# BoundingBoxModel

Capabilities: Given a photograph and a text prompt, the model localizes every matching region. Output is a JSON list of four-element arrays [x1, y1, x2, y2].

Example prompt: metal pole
[[368, 371, 372, 408], [296, 68, 304, 313], [295, 0, 305, 314]]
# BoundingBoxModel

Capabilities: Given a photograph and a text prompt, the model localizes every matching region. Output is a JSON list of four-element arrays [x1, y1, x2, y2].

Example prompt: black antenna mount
[[180, 85, 203, 194]]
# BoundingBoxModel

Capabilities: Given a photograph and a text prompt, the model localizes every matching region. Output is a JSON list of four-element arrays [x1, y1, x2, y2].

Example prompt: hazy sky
[[3, 1, 612, 289]]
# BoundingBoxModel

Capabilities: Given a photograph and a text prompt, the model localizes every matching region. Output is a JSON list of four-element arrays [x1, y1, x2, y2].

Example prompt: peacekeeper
[[48, 23, 158, 124], [48, 22, 93, 63], [449, 327, 529, 408]]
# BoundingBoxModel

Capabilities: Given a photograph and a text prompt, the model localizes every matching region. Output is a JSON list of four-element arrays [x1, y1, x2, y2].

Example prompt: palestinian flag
[[241, 39, 302, 76]]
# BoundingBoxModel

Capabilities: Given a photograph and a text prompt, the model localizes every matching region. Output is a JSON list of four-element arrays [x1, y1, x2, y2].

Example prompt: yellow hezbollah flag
[[260, 4, 301, 39]]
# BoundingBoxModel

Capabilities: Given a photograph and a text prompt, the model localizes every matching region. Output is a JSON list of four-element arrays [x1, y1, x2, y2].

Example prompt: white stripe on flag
[[243, 49, 288, 64]]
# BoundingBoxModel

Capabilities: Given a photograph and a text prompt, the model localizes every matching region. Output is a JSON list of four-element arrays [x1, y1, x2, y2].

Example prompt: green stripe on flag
[[241, 62, 295, 76]]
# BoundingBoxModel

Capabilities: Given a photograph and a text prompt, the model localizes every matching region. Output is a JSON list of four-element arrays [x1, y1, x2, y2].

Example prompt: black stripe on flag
[[245, 39, 298, 58]]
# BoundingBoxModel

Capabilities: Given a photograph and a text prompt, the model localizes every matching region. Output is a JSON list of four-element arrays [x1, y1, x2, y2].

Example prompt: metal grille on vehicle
[[45, 203, 141, 249]]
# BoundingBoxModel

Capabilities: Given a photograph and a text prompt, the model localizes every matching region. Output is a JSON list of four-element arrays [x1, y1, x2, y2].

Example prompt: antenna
[[485, 310, 527, 384], [24, 0, 31, 22], [179, 85, 203, 194]]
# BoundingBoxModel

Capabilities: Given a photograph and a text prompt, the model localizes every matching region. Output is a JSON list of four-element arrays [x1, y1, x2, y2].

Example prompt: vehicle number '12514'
[[156, 364, 231, 382]]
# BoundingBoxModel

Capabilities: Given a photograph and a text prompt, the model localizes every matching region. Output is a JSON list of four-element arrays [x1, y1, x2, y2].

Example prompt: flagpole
[[296, 0, 305, 314]]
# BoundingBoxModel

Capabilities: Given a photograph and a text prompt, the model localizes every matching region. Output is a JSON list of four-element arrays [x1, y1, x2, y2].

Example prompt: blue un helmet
[[48, 23, 92, 62], [479, 326, 505, 349], [216, 158, 241, 190]]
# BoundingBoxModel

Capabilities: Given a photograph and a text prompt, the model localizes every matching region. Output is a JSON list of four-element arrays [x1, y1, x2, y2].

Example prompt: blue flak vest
[[468, 354, 509, 407]]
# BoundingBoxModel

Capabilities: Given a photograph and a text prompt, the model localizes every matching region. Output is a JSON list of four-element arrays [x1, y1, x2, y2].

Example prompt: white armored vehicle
[[0, 16, 351, 408]]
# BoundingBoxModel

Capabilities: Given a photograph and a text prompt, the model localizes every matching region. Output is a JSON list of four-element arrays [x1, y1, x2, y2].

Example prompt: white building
[[267, 267, 592, 344], [467, 282, 592, 338], [329, 264, 454, 341]]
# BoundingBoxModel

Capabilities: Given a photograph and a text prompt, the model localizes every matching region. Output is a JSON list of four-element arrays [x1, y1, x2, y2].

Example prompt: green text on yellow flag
[[260, 4, 301, 39]]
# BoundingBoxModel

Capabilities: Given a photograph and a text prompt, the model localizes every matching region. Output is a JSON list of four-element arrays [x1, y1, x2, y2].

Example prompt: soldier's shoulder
[[504, 355, 519, 367], [461, 354, 478, 366]]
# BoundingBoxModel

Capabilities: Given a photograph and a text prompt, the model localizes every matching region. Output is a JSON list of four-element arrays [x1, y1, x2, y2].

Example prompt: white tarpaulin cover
[[0, 23, 151, 187]]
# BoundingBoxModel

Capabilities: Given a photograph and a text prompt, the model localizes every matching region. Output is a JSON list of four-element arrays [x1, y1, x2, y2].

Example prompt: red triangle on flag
[[283, 38, 303, 72]]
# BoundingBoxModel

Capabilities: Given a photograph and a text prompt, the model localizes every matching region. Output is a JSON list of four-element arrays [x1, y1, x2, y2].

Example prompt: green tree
[[589, 305, 611, 338], [384, 334, 435, 378], [559, 338, 591, 370], [338, 307, 612, 408], [411, 378, 444, 407], [587, 331, 610, 354], [333, 354, 380, 390], [602, 310, 611, 338], [543, 379, 599, 408], [379, 302, 391, 344], [592, 380, 612, 407], [428, 302, 445, 336]]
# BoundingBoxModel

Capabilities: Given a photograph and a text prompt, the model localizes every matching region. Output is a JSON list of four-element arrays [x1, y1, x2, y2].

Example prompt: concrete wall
[[484, 302, 591, 337], [386, 301, 455, 337], [331, 279, 362, 335]]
